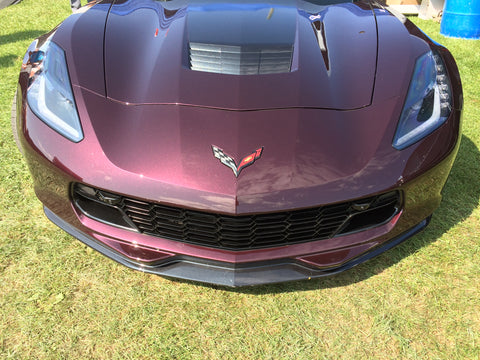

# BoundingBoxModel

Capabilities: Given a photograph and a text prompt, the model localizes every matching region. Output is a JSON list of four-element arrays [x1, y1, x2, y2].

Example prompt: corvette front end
[[14, 0, 462, 286]]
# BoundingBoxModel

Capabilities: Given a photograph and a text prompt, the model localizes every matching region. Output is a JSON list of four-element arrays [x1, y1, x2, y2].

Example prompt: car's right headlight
[[393, 50, 452, 150], [27, 40, 83, 142]]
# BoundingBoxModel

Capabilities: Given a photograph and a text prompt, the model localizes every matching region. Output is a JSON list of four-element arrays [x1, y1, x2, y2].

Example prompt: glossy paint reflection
[[103, 0, 377, 109]]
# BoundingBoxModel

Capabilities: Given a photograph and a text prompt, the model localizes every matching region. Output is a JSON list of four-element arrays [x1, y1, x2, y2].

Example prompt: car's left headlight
[[393, 50, 452, 150], [27, 41, 83, 142]]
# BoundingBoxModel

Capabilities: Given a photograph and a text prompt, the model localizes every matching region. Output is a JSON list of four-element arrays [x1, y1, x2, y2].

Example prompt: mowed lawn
[[0, 1, 479, 359]]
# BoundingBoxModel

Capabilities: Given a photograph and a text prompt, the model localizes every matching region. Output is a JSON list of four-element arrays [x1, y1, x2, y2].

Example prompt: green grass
[[1, 2, 479, 359]]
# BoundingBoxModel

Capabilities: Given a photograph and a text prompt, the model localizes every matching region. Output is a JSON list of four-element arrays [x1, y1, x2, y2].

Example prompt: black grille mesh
[[73, 184, 400, 251], [120, 192, 400, 251]]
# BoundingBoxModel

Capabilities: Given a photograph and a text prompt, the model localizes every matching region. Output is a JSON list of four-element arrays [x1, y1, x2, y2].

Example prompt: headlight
[[393, 50, 452, 150], [27, 41, 83, 142]]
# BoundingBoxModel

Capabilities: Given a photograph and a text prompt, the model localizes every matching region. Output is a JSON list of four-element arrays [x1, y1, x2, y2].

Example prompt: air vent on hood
[[189, 42, 293, 75]]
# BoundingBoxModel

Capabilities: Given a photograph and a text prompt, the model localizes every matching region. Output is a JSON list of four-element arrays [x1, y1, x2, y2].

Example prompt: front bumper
[[16, 66, 461, 286], [17, 101, 460, 286], [46, 206, 429, 287]]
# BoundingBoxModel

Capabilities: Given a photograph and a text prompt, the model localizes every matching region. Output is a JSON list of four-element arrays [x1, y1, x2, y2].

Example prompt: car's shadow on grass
[[193, 134, 480, 294], [0, 30, 46, 69], [0, 54, 18, 68], [0, 30, 45, 46]]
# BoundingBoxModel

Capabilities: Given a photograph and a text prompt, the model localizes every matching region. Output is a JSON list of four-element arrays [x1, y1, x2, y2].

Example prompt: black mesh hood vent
[[189, 42, 293, 75]]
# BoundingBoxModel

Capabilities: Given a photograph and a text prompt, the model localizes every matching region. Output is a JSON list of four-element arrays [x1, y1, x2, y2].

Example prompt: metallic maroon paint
[[14, 0, 462, 286], [103, 1, 377, 109]]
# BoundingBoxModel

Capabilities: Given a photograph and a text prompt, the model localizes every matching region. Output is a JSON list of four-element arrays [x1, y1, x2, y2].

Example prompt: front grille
[[189, 42, 293, 75], [73, 184, 401, 251]]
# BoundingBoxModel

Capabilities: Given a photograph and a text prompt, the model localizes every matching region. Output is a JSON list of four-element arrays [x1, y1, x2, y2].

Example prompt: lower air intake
[[73, 184, 401, 251]]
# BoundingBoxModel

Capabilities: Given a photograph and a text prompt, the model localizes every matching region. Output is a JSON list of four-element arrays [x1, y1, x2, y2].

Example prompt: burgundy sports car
[[13, 0, 462, 286]]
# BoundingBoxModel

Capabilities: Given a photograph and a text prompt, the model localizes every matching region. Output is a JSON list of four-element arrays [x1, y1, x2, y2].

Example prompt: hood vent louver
[[189, 42, 293, 75]]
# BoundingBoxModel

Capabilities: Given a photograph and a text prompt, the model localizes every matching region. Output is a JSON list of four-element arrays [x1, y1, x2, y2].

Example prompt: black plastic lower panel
[[45, 206, 429, 287]]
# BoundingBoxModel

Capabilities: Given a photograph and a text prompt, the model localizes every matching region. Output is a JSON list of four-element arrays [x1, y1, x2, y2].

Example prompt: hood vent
[[189, 42, 293, 75]]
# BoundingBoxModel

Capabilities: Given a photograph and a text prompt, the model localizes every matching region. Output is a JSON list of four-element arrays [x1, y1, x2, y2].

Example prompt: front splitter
[[45, 206, 429, 287]]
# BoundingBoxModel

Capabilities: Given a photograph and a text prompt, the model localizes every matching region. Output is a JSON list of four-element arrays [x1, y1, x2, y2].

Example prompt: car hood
[[103, 0, 378, 110], [50, 0, 434, 213]]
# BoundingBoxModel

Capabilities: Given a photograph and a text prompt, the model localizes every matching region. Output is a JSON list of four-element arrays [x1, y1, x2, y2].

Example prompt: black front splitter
[[45, 206, 429, 287]]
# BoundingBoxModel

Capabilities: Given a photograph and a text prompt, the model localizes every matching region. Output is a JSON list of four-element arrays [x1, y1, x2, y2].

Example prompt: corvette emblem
[[212, 145, 263, 177]]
